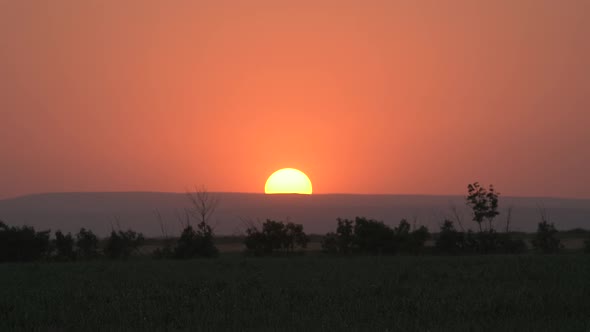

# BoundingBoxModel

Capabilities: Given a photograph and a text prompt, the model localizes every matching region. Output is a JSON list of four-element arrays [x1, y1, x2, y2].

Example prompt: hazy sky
[[1, 0, 589, 199]]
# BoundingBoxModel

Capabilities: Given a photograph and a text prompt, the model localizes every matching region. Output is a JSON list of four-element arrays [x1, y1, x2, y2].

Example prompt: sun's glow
[[264, 168, 313, 194]]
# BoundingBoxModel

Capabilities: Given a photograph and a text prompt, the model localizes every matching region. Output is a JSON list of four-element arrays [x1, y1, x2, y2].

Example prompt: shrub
[[321, 233, 339, 254], [321, 218, 354, 254], [435, 221, 526, 255], [104, 229, 145, 259], [465, 230, 504, 254], [76, 228, 99, 259], [435, 220, 465, 254], [393, 219, 430, 254], [323, 217, 430, 255], [0, 221, 51, 262], [173, 222, 218, 259], [285, 223, 309, 251], [532, 221, 562, 254], [244, 219, 309, 255], [498, 233, 527, 254], [353, 217, 396, 254], [54, 231, 76, 260], [152, 245, 174, 259]]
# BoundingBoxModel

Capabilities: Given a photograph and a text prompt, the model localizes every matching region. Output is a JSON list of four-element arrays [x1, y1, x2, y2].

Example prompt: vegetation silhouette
[[0, 220, 50, 262], [321, 218, 354, 254], [434, 220, 466, 254], [104, 229, 145, 259], [173, 222, 218, 258], [76, 228, 100, 259], [244, 219, 309, 255], [0, 182, 588, 263], [455, 182, 526, 254], [532, 221, 562, 254], [322, 217, 430, 255], [153, 187, 220, 258], [466, 182, 500, 232], [53, 230, 76, 261]]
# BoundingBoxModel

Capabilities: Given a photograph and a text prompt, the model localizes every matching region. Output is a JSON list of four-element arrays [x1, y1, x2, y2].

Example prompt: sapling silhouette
[[531, 206, 562, 254], [466, 182, 499, 232], [171, 186, 220, 258]]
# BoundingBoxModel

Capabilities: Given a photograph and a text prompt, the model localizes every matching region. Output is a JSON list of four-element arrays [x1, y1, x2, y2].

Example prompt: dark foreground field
[[2, 255, 590, 331]]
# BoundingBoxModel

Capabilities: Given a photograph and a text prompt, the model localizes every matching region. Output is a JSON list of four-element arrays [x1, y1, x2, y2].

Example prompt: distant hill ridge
[[0, 192, 589, 236]]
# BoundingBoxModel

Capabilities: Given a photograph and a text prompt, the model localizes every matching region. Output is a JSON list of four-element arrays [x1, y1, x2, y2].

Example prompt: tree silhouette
[[323, 217, 430, 255], [532, 221, 562, 254], [173, 222, 218, 258], [393, 220, 430, 253], [186, 186, 219, 225], [322, 218, 354, 254], [171, 185, 220, 258], [244, 219, 309, 255], [104, 229, 144, 259], [466, 182, 500, 232], [76, 228, 99, 259], [353, 217, 396, 254], [0, 220, 51, 262], [435, 220, 465, 254], [54, 230, 76, 260]]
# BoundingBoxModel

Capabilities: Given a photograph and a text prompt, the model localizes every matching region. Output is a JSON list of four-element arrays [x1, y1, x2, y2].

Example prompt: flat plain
[[2, 254, 590, 331]]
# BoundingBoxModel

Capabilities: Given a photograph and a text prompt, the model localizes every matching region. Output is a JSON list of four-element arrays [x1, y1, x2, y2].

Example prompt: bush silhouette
[[498, 233, 527, 254], [284, 223, 309, 251], [244, 219, 309, 255], [173, 222, 218, 258], [466, 231, 499, 254], [323, 217, 430, 255], [532, 221, 562, 254], [321, 218, 354, 254], [393, 219, 430, 253], [435, 220, 526, 255], [54, 230, 76, 261], [152, 244, 174, 259], [104, 229, 145, 259], [0, 221, 51, 262], [435, 220, 465, 254], [353, 217, 396, 254], [76, 228, 99, 259]]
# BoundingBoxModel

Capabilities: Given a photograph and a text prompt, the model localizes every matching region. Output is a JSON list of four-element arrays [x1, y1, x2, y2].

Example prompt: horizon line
[[2, 190, 589, 201]]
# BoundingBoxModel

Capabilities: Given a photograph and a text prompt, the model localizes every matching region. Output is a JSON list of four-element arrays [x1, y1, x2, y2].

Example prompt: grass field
[[2, 254, 590, 331]]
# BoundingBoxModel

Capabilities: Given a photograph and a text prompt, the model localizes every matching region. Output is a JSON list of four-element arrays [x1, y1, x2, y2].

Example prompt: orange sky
[[1, 0, 589, 199]]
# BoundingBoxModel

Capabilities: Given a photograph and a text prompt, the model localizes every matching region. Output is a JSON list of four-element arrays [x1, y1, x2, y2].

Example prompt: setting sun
[[264, 168, 312, 194]]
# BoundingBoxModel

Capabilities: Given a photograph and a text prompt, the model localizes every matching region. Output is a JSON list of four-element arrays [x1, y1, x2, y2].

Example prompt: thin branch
[[505, 206, 513, 233], [450, 204, 466, 232], [154, 209, 168, 239]]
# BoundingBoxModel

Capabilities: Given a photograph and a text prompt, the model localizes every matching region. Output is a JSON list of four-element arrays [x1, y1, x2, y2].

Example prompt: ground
[[2, 254, 590, 331]]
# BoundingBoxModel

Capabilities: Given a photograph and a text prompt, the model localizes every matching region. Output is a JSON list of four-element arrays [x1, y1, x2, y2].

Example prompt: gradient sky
[[1, 0, 589, 199]]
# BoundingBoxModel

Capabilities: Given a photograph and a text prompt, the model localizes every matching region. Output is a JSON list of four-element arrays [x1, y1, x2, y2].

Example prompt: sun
[[265, 168, 313, 194]]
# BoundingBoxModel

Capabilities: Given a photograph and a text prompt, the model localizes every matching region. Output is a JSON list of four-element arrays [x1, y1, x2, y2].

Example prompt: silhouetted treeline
[[0, 182, 585, 263], [0, 221, 135, 262], [243, 219, 309, 256], [318, 182, 568, 256], [322, 217, 429, 254], [0, 221, 50, 262]]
